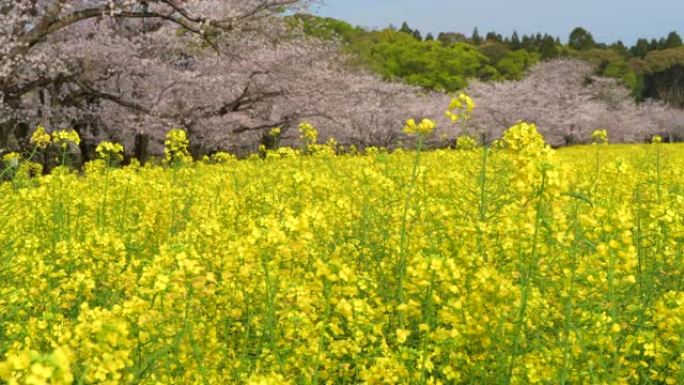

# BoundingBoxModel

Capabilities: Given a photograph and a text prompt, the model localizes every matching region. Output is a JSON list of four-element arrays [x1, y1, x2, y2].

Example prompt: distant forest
[[295, 15, 684, 108]]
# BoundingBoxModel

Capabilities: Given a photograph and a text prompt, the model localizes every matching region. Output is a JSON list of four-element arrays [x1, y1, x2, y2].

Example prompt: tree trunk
[[134, 133, 150, 165]]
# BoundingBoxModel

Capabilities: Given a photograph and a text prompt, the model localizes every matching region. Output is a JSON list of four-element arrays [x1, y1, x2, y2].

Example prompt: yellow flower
[[30, 126, 51, 149], [247, 373, 292, 385], [27, 362, 53, 384], [403, 118, 418, 134], [501, 121, 546, 153], [446, 93, 475, 121], [3, 102, 684, 385], [16, 161, 43, 179], [0, 347, 73, 385], [96, 141, 125, 163], [591, 129, 608, 145], [2, 152, 21, 167], [51, 129, 80, 149], [396, 328, 411, 344], [298, 122, 318, 146], [418, 119, 436, 134], [164, 128, 192, 164], [456, 134, 478, 150], [404, 118, 436, 135], [210, 151, 236, 163], [269, 127, 282, 137]]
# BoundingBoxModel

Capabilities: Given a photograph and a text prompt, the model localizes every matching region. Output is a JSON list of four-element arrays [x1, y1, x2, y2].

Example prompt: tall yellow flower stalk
[[164, 128, 192, 164], [446, 93, 478, 149]]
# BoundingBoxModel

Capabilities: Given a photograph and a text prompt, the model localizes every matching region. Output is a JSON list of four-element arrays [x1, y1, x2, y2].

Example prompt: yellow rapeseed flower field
[[1, 122, 684, 384]]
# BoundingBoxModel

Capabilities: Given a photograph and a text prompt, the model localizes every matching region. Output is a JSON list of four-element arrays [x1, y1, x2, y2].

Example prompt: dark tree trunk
[[0, 96, 23, 153], [134, 133, 150, 165]]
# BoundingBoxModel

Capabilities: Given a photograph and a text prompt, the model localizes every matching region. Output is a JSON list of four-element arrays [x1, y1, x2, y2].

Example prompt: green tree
[[471, 27, 482, 45], [399, 22, 413, 35], [291, 15, 363, 42], [642, 48, 684, 106], [485, 31, 502, 43], [496, 49, 539, 80], [477, 64, 501, 81], [521, 34, 533, 50], [611, 40, 629, 56], [510, 31, 521, 50], [540, 35, 559, 59], [631, 38, 651, 58], [568, 27, 595, 51], [649, 38, 661, 51], [342, 29, 489, 91], [479, 42, 512, 64], [665, 31, 683, 49], [437, 32, 468, 45], [398, 22, 422, 41]]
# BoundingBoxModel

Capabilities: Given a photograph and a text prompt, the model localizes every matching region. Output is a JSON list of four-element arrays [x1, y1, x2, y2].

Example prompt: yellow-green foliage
[[1, 127, 684, 384]]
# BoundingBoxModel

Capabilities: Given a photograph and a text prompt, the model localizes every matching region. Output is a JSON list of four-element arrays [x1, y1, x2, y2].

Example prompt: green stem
[[396, 133, 424, 326], [505, 171, 547, 385]]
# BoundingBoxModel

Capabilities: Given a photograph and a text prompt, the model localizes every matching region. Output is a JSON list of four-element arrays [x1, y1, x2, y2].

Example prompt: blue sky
[[313, 0, 684, 45]]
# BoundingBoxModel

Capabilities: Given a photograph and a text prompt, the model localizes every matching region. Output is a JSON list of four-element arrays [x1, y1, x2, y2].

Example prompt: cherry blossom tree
[[0, 0, 313, 154], [464, 59, 668, 146], [2, 2, 677, 160], [0, 0, 456, 159]]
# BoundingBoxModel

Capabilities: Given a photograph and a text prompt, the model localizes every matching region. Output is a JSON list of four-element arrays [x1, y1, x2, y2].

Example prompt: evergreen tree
[[631, 38, 651, 58], [471, 27, 482, 45], [540, 35, 559, 59], [658, 37, 667, 49], [412, 29, 423, 41], [399, 22, 413, 35], [510, 31, 521, 50], [521, 34, 532, 51], [568, 27, 595, 51], [425, 32, 435, 41], [665, 31, 683, 49], [612, 40, 629, 56], [437, 32, 468, 45], [649, 38, 660, 51], [485, 31, 501, 43]]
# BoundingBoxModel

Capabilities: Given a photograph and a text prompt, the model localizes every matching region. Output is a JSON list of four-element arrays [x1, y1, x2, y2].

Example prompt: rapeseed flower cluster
[[269, 127, 282, 138], [209, 151, 236, 164], [298, 122, 318, 146], [2, 152, 20, 168], [164, 128, 192, 164], [29, 126, 51, 149], [0, 347, 73, 385], [51, 129, 81, 149], [95, 141, 125, 164], [1, 115, 684, 384], [445, 92, 475, 122], [455, 134, 477, 150], [592, 128, 609, 144], [403, 118, 436, 135], [500, 121, 546, 153]]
